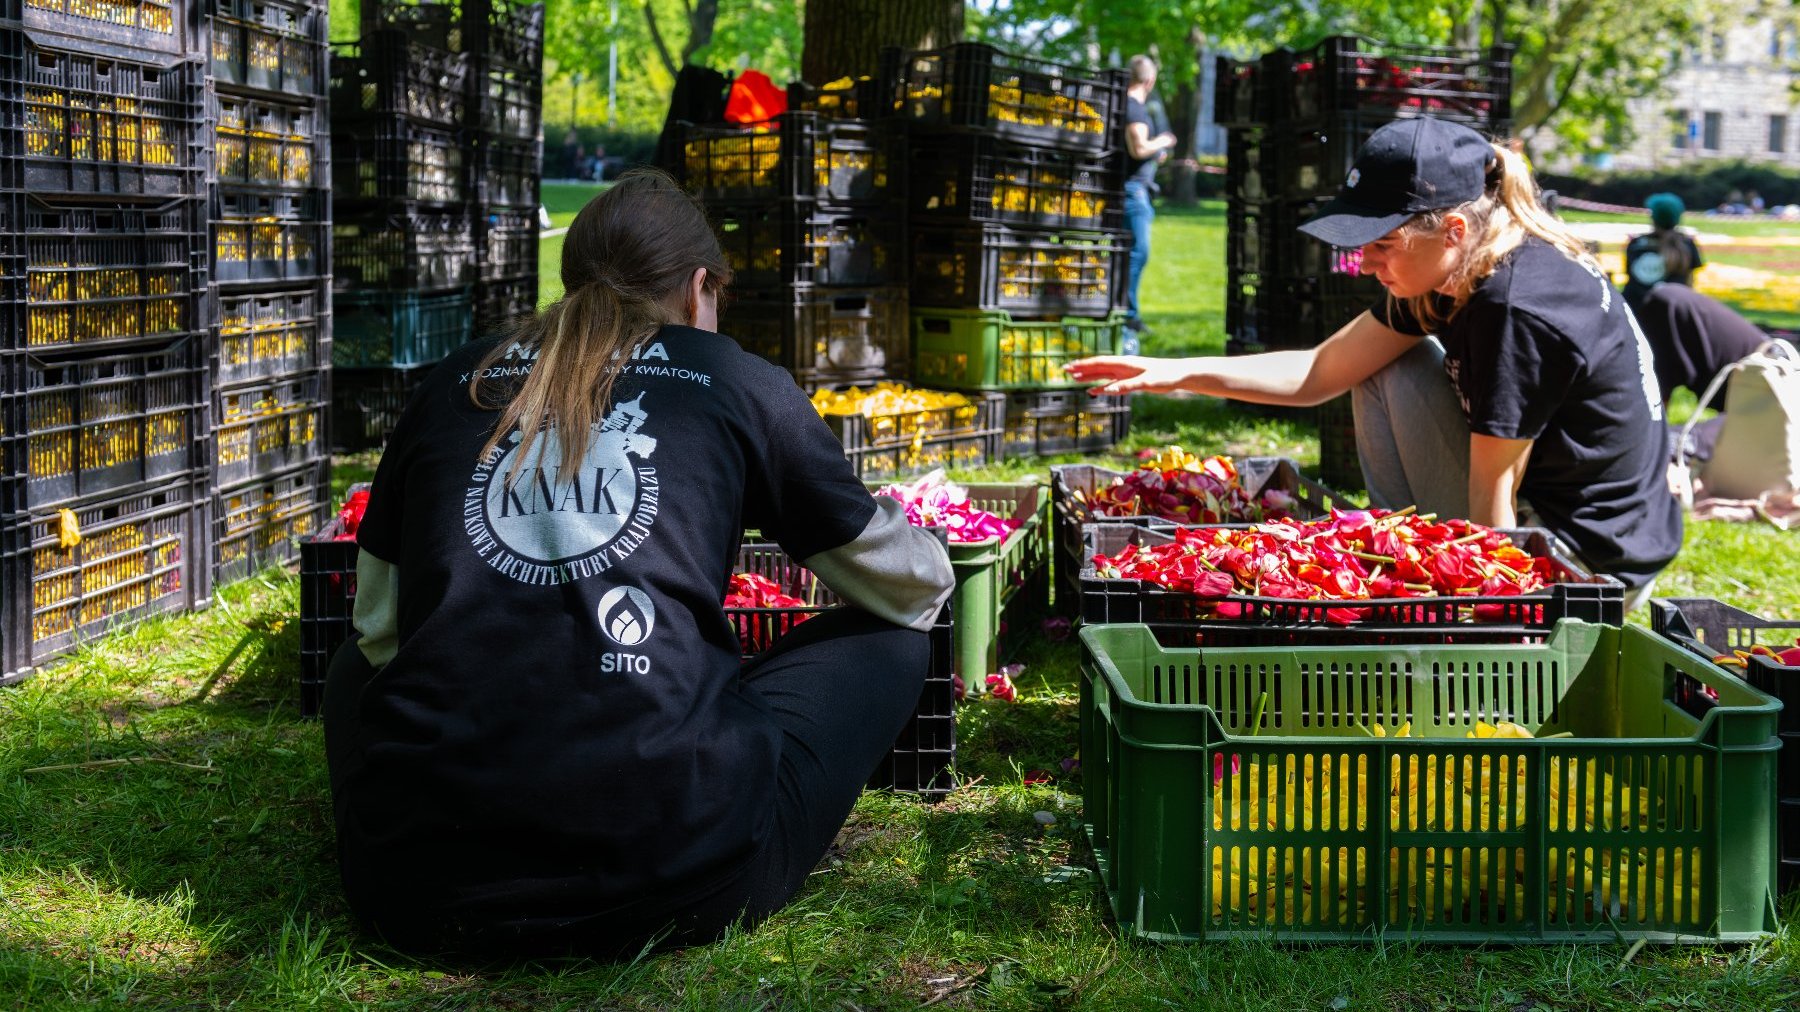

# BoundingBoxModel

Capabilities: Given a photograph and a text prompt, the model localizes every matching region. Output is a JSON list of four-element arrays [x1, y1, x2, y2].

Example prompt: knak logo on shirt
[[461, 393, 663, 585]]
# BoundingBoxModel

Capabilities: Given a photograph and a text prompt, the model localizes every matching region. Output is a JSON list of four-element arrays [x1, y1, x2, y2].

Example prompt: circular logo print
[[598, 586, 656, 646]]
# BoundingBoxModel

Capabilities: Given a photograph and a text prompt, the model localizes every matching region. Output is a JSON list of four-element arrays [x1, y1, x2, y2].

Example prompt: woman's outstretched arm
[[1065, 310, 1423, 407]]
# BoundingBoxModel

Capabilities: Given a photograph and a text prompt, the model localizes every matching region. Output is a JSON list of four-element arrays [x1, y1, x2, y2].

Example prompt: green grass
[[1562, 209, 1800, 240], [4, 201, 1799, 1010]]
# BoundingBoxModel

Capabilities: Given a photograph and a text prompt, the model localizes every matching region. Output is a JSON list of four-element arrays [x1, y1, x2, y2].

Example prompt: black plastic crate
[[213, 284, 326, 386], [1001, 389, 1128, 460], [1314, 391, 1361, 493], [1266, 277, 1378, 350], [729, 538, 955, 797], [329, 29, 468, 128], [212, 456, 328, 586], [1049, 457, 1352, 617], [786, 74, 891, 121], [717, 284, 908, 388], [473, 132, 540, 209], [211, 369, 325, 487], [1214, 51, 1286, 128], [330, 117, 465, 206], [713, 201, 904, 289], [1223, 267, 1268, 348], [895, 42, 1126, 153], [332, 207, 474, 292], [1289, 36, 1512, 127], [6, 0, 201, 56], [1224, 200, 1271, 275], [472, 276, 535, 336], [5, 37, 206, 196], [211, 188, 327, 284], [683, 113, 901, 205], [1078, 523, 1624, 638], [364, 0, 544, 72], [296, 484, 363, 717], [333, 287, 472, 368], [472, 57, 540, 140], [1651, 599, 1800, 736], [1649, 598, 1800, 890], [476, 207, 536, 282], [820, 387, 1005, 481], [1223, 129, 1273, 203], [19, 196, 206, 354], [210, 91, 327, 194], [1, 336, 206, 514], [908, 132, 1122, 231], [1, 474, 208, 686], [329, 363, 432, 452], [208, 0, 328, 99], [910, 223, 1125, 316]]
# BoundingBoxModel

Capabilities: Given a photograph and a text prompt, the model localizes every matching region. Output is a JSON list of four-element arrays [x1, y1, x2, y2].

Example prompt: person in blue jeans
[[1067, 117, 1681, 610], [1121, 54, 1176, 355]]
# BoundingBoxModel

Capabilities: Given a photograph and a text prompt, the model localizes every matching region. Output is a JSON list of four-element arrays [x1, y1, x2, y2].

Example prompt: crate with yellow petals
[[1078, 620, 1782, 943]]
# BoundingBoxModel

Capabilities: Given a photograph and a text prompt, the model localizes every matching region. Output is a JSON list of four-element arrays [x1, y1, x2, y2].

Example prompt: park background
[[7, 1, 1800, 1008]]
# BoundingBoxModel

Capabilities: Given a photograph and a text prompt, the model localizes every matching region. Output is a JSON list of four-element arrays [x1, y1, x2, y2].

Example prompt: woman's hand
[[1063, 356, 1195, 395]]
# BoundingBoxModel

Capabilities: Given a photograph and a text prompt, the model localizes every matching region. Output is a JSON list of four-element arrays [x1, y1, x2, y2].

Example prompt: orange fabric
[[723, 69, 787, 124]]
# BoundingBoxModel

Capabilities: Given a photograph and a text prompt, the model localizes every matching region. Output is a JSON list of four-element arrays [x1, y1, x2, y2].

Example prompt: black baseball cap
[[1297, 117, 1497, 249]]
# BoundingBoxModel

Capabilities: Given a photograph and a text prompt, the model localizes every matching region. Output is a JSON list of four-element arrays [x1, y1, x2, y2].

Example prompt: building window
[[1704, 111, 1723, 150], [1671, 108, 1691, 149], [1711, 32, 1728, 62], [1772, 115, 1788, 153]]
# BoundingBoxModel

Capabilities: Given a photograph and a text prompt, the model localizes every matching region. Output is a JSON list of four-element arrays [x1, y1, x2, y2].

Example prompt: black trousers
[[324, 607, 929, 960]]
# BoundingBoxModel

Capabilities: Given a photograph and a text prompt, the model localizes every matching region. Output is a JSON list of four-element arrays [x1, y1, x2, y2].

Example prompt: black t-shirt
[[342, 325, 882, 928], [1124, 96, 1157, 187], [1371, 238, 1683, 587], [1634, 282, 1770, 409], [1622, 230, 1702, 314]]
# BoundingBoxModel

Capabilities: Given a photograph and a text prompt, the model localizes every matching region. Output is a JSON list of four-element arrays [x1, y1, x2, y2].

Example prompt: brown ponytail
[[468, 169, 732, 481], [1394, 141, 1599, 331]]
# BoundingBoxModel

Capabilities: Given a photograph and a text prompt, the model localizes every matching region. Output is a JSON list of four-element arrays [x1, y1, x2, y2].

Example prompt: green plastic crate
[[912, 309, 1126, 390], [1077, 621, 1782, 943], [873, 481, 1050, 680]]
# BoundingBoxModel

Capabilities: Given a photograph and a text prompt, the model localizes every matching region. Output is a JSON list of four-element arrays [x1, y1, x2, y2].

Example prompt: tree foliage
[[544, 0, 804, 133], [1476, 0, 1715, 157]]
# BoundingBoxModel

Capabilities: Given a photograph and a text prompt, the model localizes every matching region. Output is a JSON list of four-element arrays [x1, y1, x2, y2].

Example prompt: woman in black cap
[[1067, 116, 1682, 607]]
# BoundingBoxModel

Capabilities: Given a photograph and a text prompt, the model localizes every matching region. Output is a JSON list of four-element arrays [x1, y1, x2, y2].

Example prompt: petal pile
[[1091, 508, 1559, 623], [873, 470, 1020, 544], [331, 489, 371, 542], [1076, 447, 1297, 524]]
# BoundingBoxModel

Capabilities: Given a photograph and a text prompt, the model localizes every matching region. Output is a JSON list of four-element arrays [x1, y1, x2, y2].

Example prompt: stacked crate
[[896, 42, 1134, 461], [327, 22, 474, 451], [203, 0, 333, 585], [687, 101, 910, 381], [1218, 37, 1512, 489], [0, 3, 214, 684], [685, 84, 982, 480], [326, 0, 543, 452]]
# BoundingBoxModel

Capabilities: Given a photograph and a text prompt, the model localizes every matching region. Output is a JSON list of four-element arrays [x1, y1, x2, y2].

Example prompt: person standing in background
[[1121, 55, 1177, 354]]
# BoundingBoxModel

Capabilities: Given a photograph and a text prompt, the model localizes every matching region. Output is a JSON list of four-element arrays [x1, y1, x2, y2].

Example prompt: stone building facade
[[1607, 13, 1800, 170]]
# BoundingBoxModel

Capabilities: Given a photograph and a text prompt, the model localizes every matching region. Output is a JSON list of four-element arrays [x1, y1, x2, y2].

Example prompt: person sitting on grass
[[1066, 117, 1682, 609], [1634, 280, 1784, 465], [324, 170, 954, 960], [1622, 192, 1703, 317]]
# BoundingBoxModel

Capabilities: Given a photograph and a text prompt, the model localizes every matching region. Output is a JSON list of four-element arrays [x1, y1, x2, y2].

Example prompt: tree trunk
[[801, 0, 964, 85], [681, 0, 720, 64]]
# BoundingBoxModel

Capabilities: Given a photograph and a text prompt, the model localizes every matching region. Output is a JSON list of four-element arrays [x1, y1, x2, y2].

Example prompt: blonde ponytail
[[1395, 141, 1598, 330], [465, 169, 732, 484]]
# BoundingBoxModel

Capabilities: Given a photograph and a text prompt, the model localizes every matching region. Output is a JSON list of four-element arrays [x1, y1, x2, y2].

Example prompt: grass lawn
[[3, 203, 1798, 1010]]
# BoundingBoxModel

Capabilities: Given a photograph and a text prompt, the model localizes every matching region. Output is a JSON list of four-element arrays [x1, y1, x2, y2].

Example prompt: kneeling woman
[[1068, 117, 1681, 606], [324, 171, 955, 958]]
